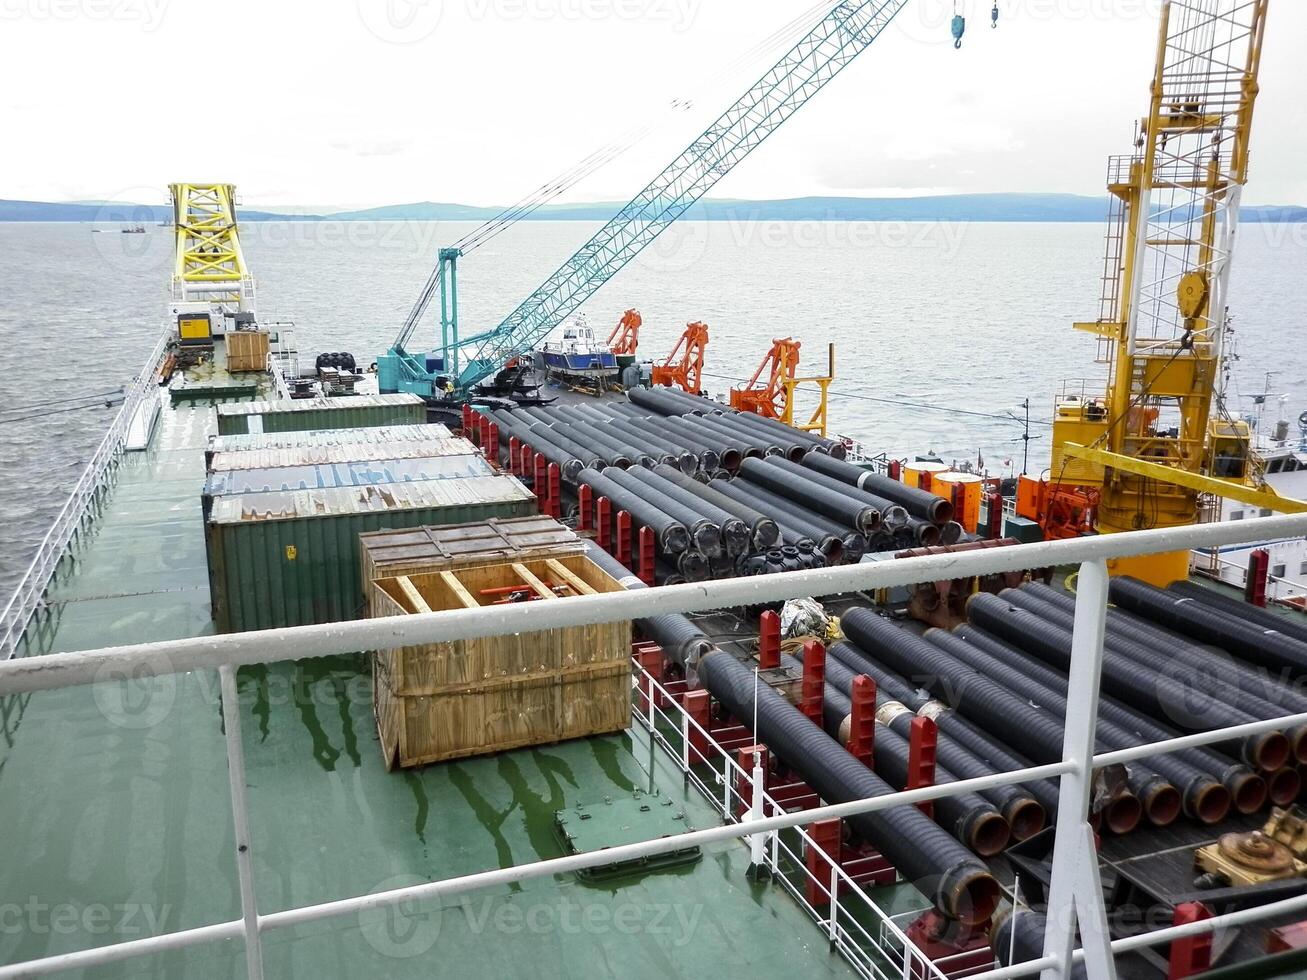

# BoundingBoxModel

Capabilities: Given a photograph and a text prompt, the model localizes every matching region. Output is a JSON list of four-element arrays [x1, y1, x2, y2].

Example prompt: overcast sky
[[4, 0, 1304, 209]]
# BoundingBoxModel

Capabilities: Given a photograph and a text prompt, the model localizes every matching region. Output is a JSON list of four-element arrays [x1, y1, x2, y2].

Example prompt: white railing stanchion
[[748, 750, 766, 867], [1040, 560, 1116, 980], [219, 664, 265, 980]]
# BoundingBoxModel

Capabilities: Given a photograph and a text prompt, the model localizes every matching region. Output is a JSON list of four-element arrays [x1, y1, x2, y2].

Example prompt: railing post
[[1040, 559, 1117, 980], [219, 665, 265, 980]]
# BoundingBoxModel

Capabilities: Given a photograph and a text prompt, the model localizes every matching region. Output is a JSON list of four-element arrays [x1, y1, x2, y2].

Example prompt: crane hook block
[[951, 14, 966, 48], [991, 3, 998, 27]]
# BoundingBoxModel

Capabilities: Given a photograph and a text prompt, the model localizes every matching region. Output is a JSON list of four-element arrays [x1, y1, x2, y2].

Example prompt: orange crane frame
[[651, 321, 709, 395], [730, 338, 801, 419], [607, 309, 642, 356]]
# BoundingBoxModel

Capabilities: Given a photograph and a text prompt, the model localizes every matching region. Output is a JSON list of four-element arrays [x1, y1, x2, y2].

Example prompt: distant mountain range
[[3, 193, 1305, 223]]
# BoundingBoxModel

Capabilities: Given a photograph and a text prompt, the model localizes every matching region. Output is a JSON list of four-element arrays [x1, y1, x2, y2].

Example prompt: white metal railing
[[2, 515, 1307, 979], [0, 331, 171, 661], [631, 665, 951, 980]]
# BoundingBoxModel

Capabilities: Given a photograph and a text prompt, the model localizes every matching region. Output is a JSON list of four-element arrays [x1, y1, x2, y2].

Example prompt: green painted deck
[[0, 349, 860, 978]]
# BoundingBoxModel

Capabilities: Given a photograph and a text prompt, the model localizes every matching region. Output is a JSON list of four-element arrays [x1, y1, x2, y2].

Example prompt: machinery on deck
[[376, 0, 922, 399], [650, 321, 708, 395], [1040, 0, 1304, 584], [167, 183, 257, 347], [607, 309, 642, 358], [730, 338, 801, 419]]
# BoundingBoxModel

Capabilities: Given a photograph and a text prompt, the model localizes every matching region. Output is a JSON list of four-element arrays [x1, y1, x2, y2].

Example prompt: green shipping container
[[215, 394, 427, 436], [206, 475, 535, 632]]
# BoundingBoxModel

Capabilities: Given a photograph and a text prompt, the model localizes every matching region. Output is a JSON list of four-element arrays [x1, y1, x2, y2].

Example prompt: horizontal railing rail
[[2, 514, 1307, 979]]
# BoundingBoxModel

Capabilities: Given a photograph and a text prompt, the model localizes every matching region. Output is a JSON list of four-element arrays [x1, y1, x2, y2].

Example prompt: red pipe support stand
[[907, 716, 938, 818], [634, 642, 666, 714], [461, 403, 473, 436], [757, 610, 781, 670], [519, 443, 532, 479], [1246, 548, 1270, 608], [888, 459, 902, 481], [846, 674, 876, 767], [596, 496, 612, 552], [508, 436, 520, 476], [533, 453, 546, 510], [1167, 902, 1213, 979], [576, 484, 593, 532], [800, 640, 826, 727], [486, 422, 499, 461], [638, 525, 656, 586], [920, 471, 933, 494], [951, 484, 966, 531], [547, 463, 561, 518], [682, 690, 712, 766], [904, 911, 994, 980], [479, 414, 490, 449], [616, 511, 633, 567], [804, 818, 895, 908]]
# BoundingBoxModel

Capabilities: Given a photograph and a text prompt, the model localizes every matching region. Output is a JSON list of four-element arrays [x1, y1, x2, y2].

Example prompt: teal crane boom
[[380, 0, 915, 396]]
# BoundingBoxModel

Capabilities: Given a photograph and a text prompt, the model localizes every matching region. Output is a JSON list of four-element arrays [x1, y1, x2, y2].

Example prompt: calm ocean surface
[[0, 218, 1301, 595]]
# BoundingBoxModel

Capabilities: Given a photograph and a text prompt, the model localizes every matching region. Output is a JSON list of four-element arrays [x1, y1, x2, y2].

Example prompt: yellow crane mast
[[168, 183, 256, 343], [1048, 0, 1300, 586]]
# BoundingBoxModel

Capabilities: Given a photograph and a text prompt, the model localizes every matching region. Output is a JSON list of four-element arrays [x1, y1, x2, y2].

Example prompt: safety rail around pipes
[[0, 330, 170, 662], [3, 515, 1307, 979]]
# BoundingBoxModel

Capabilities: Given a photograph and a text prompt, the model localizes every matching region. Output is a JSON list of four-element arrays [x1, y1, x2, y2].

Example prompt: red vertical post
[[735, 745, 769, 818], [461, 403, 472, 436], [951, 484, 967, 533], [596, 496, 612, 551], [519, 443, 532, 478], [1246, 548, 1270, 607], [533, 453, 546, 510], [1167, 903, 1213, 979], [805, 818, 843, 908], [635, 645, 664, 713], [547, 463, 561, 518], [888, 459, 902, 482], [638, 525, 656, 586], [486, 422, 499, 460], [920, 471, 933, 494], [800, 639, 825, 726], [577, 483, 593, 532], [508, 436, 521, 476], [907, 716, 938, 818], [757, 610, 780, 669], [683, 690, 711, 765], [846, 675, 876, 767], [987, 491, 1004, 540], [616, 511, 633, 567]]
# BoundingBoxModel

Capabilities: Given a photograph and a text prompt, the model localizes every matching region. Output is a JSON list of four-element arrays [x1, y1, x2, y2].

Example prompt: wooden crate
[[226, 330, 270, 372], [370, 554, 632, 769], [359, 517, 583, 605]]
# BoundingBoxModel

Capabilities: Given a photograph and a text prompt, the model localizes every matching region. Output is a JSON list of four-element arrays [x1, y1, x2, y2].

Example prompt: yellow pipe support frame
[[1062, 443, 1307, 515]]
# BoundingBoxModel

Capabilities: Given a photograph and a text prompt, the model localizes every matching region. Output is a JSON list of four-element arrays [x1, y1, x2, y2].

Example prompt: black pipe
[[764, 455, 907, 531], [840, 608, 1145, 835], [508, 412, 607, 474], [709, 411, 810, 461], [602, 466, 723, 558], [955, 619, 1264, 817], [578, 411, 698, 474], [626, 466, 752, 557], [650, 464, 780, 549], [486, 410, 585, 482], [795, 650, 1012, 855], [1021, 582, 1307, 769], [739, 457, 879, 535], [724, 407, 847, 458], [575, 469, 690, 554], [903, 517, 943, 547], [679, 412, 780, 459], [826, 641, 1067, 826], [970, 591, 1290, 773], [581, 541, 712, 666], [627, 386, 699, 417], [550, 410, 657, 468], [1111, 575, 1307, 679], [629, 416, 724, 471], [809, 457, 954, 525], [939, 522, 964, 545], [991, 909, 1088, 980], [1169, 580, 1307, 645], [693, 412, 796, 459], [670, 413, 764, 464], [546, 419, 635, 469], [634, 384, 719, 415], [695, 650, 999, 925], [716, 473, 865, 560], [924, 630, 1208, 826], [711, 478, 844, 561]]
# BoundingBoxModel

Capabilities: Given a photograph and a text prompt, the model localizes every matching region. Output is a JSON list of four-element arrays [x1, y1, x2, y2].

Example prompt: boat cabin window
[[1268, 459, 1284, 473], [1260, 508, 1273, 517], [1273, 564, 1287, 579], [1300, 561, 1307, 576], [1230, 510, 1243, 520]]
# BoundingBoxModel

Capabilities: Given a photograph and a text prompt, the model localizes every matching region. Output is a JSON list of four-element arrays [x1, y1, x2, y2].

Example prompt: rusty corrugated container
[[359, 516, 584, 593], [204, 423, 452, 469], [209, 436, 470, 473], [205, 475, 535, 632], [214, 394, 426, 436]]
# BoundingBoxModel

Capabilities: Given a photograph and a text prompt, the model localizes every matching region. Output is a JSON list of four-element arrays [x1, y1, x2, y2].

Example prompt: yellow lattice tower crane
[[1050, 0, 1303, 586], [167, 183, 256, 343]]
